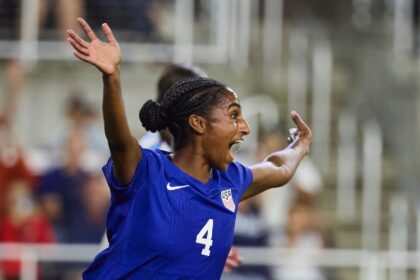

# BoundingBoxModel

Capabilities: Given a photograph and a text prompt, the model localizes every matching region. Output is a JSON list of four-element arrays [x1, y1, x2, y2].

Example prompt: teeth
[[229, 139, 243, 153], [229, 139, 243, 150]]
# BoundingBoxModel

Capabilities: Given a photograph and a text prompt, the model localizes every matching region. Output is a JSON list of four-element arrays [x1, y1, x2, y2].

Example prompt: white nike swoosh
[[166, 183, 190, 191]]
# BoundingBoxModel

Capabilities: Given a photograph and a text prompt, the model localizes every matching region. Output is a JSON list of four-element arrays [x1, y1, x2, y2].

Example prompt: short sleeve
[[102, 147, 159, 194], [226, 162, 253, 195]]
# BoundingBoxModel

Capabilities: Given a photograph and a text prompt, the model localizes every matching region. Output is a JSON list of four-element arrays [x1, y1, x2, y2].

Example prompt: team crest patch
[[221, 189, 235, 212]]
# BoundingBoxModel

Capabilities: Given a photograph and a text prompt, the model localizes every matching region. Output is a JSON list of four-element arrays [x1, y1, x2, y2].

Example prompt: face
[[203, 89, 250, 170]]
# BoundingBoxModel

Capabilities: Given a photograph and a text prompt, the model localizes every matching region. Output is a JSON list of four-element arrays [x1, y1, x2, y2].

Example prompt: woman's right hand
[[67, 18, 121, 75]]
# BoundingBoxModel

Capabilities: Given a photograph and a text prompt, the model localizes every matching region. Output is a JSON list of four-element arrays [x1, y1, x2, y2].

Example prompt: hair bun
[[139, 100, 168, 132]]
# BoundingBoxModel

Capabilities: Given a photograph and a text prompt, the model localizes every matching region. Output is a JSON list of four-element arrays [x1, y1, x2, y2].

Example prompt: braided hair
[[156, 64, 208, 103], [139, 77, 228, 150]]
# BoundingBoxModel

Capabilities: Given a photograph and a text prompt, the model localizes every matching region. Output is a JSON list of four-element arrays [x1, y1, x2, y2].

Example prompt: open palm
[[67, 18, 121, 75]]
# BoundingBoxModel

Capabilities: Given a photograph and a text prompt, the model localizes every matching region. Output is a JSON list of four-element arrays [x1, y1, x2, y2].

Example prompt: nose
[[239, 117, 251, 136]]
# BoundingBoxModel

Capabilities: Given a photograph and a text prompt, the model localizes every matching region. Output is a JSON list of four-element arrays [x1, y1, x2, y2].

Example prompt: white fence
[[0, 0, 254, 67], [0, 243, 419, 280]]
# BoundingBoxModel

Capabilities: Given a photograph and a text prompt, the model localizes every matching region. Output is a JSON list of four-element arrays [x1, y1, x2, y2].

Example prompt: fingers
[[223, 247, 241, 272], [72, 51, 91, 64], [224, 258, 240, 272], [102, 23, 117, 45], [67, 29, 89, 49], [290, 111, 309, 132], [226, 257, 240, 268], [68, 37, 89, 56], [77, 17, 98, 41]]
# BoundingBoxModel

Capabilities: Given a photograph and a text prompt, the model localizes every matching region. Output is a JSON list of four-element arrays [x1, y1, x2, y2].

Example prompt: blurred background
[[0, 0, 420, 279]]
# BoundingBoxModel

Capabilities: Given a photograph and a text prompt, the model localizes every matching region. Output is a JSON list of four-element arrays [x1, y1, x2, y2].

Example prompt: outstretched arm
[[241, 111, 312, 201], [67, 18, 140, 185]]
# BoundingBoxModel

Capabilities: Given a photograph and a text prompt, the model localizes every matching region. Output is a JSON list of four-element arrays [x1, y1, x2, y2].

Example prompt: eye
[[230, 111, 239, 119]]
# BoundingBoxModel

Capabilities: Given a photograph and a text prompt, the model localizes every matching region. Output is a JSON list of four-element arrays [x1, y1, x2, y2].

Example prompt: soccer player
[[67, 18, 312, 279], [98, 63, 241, 272]]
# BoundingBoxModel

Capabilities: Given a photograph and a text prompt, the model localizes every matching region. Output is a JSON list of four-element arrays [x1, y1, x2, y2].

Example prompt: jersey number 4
[[196, 219, 214, 256]]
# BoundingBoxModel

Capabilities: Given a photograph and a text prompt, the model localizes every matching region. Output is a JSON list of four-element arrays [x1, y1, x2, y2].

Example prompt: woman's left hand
[[289, 111, 312, 155]]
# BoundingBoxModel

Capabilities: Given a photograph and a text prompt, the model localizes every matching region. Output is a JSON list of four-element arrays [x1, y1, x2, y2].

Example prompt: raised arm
[[67, 18, 141, 185], [241, 111, 312, 201]]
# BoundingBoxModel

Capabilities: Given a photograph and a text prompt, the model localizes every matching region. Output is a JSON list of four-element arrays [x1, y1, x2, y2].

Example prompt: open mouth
[[229, 139, 243, 154]]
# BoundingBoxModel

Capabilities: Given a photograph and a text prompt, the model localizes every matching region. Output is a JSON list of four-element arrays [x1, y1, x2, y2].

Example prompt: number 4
[[196, 219, 214, 256]]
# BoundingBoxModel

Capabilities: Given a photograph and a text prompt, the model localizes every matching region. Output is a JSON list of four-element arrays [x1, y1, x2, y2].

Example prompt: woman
[[67, 18, 312, 279], [98, 63, 241, 272]]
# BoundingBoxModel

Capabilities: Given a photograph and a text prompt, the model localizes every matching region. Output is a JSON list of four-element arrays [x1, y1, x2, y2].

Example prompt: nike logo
[[166, 183, 190, 191]]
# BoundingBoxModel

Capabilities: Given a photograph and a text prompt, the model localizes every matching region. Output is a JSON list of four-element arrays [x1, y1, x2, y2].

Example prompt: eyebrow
[[227, 102, 241, 110]]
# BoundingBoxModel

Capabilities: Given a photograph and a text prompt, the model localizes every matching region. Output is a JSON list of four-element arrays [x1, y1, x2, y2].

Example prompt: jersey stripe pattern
[[83, 147, 253, 279]]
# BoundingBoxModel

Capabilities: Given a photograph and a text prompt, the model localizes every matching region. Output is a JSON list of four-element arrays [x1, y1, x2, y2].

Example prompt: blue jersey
[[83, 147, 253, 279]]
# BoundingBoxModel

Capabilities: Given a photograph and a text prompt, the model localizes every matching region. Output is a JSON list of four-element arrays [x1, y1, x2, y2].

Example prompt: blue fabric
[[83, 147, 253, 279]]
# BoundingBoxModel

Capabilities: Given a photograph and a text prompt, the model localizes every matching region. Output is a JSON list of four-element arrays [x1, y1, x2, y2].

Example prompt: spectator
[[37, 128, 106, 243], [0, 68, 37, 225], [0, 180, 55, 280], [52, 92, 108, 171], [86, 0, 162, 41], [0, 119, 37, 222], [38, 0, 84, 39], [81, 173, 110, 243], [0, 0, 84, 39], [276, 201, 328, 280]]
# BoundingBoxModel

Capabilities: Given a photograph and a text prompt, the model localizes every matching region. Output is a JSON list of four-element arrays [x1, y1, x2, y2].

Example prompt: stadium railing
[[0, 243, 419, 280]]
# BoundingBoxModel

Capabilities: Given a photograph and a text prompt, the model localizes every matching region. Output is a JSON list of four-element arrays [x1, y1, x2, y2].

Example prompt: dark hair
[[157, 64, 207, 103], [140, 77, 228, 150]]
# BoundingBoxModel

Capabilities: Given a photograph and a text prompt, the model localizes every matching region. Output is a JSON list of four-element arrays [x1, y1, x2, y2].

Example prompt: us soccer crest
[[221, 189, 235, 212]]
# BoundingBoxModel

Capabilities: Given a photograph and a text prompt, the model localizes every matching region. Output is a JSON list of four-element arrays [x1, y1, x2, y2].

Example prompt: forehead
[[225, 88, 238, 99], [220, 88, 239, 107]]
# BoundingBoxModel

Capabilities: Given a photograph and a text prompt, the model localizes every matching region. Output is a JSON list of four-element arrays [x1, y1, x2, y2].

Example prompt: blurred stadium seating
[[1, 0, 420, 279]]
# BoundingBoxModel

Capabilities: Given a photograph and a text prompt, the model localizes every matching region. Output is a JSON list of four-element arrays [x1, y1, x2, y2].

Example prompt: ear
[[188, 114, 207, 134]]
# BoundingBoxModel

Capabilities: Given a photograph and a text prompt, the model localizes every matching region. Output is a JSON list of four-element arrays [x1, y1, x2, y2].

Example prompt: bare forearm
[[102, 70, 133, 148], [265, 144, 307, 178], [102, 71, 141, 185], [243, 143, 309, 201]]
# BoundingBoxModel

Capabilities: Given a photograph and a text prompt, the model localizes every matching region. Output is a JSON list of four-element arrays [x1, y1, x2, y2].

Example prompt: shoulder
[[102, 147, 169, 191], [220, 161, 253, 192], [226, 161, 252, 178]]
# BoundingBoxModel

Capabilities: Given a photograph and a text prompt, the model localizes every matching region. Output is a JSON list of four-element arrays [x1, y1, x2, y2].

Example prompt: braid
[[162, 77, 224, 108], [170, 89, 216, 118], [139, 100, 168, 132]]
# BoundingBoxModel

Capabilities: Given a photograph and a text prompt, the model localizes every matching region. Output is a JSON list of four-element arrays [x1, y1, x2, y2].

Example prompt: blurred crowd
[[0, 90, 110, 279], [0, 0, 163, 41]]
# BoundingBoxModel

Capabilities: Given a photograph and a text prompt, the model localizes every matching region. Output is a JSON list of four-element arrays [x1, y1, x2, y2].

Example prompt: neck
[[171, 146, 212, 184]]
